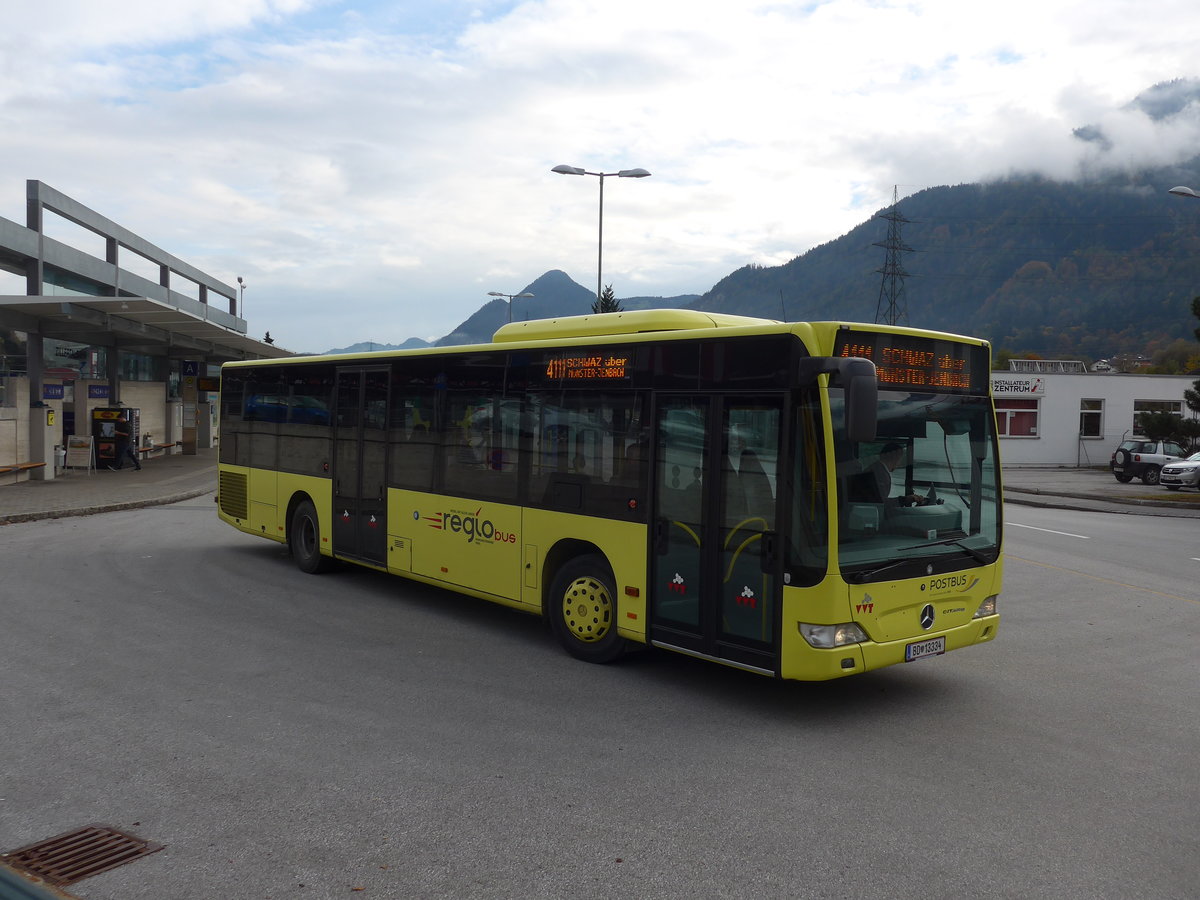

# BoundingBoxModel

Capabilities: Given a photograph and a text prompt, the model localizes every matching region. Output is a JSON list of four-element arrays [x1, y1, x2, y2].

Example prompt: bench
[[137, 442, 180, 457], [0, 461, 47, 475]]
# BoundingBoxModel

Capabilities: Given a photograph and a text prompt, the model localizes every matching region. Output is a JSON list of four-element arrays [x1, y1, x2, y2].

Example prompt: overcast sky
[[1, 0, 1198, 352]]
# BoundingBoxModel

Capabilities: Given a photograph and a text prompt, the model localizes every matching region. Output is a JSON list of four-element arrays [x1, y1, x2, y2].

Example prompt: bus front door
[[332, 367, 390, 566], [650, 396, 784, 675]]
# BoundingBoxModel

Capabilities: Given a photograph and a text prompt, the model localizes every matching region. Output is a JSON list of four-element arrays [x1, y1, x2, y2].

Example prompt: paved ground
[[3, 450, 1200, 522]]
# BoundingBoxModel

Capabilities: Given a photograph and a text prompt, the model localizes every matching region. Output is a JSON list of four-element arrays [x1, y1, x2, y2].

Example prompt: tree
[[1183, 418, 1200, 451], [1147, 338, 1199, 373], [592, 284, 622, 314], [1188, 297, 1200, 416], [1137, 411, 1190, 445]]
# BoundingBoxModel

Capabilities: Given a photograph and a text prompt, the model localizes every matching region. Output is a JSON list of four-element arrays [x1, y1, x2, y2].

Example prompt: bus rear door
[[332, 366, 390, 565], [649, 395, 784, 674]]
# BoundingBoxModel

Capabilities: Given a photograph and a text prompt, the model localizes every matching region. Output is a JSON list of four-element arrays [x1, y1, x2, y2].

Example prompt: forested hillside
[[692, 161, 1200, 359]]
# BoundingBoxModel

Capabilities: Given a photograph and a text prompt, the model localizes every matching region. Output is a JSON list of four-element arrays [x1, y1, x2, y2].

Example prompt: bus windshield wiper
[[845, 558, 920, 584], [847, 538, 993, 583], [898, 537, 991, 563]]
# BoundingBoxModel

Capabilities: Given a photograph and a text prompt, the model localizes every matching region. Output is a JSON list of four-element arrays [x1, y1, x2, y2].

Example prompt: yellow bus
[[216, 310, 1000, 680]]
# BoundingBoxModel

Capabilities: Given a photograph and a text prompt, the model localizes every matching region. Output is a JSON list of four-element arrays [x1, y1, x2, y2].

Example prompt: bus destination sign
[[545, 353, 631, 381], [832, 330, 987, 394]]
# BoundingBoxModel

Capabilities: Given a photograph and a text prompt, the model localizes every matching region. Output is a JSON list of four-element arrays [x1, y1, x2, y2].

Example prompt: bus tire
[[291, 499, 334, 574], [548, 555, 624, 664]]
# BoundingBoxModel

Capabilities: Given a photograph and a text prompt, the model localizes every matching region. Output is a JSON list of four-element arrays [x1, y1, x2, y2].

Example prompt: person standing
[[110, 411, 141, 471]]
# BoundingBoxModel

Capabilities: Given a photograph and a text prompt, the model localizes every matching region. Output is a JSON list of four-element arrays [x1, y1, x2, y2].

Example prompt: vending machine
[[91, 407, 139, 468]]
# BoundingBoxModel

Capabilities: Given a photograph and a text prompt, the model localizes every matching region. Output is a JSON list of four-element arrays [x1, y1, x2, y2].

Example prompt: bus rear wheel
[[548, 555, 624, 663], [291, 499, 334, 574]]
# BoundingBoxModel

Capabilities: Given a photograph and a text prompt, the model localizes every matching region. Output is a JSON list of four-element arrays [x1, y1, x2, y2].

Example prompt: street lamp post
[[487, 290, 534, 323], [552, 164, 651, 305]]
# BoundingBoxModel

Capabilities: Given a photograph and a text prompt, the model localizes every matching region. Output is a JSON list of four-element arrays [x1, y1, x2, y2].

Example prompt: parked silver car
[[1160, 451, 1200, 490]]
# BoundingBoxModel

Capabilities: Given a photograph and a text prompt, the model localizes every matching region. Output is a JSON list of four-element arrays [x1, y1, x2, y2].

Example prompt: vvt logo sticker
[[736, 585, 757, 609]]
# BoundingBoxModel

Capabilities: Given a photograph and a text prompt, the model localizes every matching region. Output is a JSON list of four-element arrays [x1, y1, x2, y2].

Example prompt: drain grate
[[1, 825, 163, 887]]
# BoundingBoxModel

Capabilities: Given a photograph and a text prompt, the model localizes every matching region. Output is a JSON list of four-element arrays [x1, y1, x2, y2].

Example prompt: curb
[[0, 487, 214, 526], [1004, 485, 1200, 511], [4, 485, 1198, 526]]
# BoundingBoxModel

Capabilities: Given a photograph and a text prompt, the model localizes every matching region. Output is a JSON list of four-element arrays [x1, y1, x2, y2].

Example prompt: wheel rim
[[560, 575, 613, 643]]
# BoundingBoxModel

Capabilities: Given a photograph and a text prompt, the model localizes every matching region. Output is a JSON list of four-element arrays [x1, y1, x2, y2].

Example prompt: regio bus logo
[[920, 604, 936, 630], [419, 507, 516, 545]]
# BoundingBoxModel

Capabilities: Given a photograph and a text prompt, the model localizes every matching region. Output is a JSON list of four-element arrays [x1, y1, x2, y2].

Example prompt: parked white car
[[1159, 452, 1200, 490]]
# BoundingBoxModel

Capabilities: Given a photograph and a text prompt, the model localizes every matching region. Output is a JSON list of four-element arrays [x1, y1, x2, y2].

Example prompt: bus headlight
[[800, 622, 868, 649], [973, 595, 998, 618]]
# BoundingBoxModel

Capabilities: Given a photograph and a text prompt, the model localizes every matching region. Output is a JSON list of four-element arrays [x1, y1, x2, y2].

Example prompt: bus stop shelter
[[0, 181, 290, 482]]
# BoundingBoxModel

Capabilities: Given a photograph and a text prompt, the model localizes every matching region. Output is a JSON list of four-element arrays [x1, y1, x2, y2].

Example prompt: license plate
[[1113, 466, 1124, 473], [905, 636, 946, 662]]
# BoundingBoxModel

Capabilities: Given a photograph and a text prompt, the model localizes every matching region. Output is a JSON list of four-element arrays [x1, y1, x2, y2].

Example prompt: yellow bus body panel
[[519, 508, 649, 640], [388, 490, 525, 601], [779, 560, 1002, 681], [384, 489, 648, 633]]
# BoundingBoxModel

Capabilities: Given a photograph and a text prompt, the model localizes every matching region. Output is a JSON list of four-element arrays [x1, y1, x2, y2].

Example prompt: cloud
[[0, 0, 1198, 350]]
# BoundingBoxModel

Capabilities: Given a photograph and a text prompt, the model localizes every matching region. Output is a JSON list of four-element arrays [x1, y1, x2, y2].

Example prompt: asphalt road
[[1, 500, 1196, 900]]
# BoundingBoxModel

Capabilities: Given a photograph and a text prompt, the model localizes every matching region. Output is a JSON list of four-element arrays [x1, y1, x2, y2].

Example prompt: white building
[[992, 360, 1197, 467]]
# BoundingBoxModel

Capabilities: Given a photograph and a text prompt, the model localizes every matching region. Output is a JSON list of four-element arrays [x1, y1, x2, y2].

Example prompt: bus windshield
[[831, 388, 1001, 581]]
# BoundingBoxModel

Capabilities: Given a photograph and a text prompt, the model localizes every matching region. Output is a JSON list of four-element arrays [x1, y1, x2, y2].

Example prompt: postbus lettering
[[928, 574, 970, 591]]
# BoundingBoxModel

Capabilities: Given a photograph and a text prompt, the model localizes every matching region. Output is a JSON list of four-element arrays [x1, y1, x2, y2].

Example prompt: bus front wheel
[[548, 555, 624, 664], [291, 499, 334, 574]]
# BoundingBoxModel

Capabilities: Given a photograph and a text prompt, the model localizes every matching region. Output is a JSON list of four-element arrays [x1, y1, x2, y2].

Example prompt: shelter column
[[180, 360, 199, 455], [25, 326, 55, 480]]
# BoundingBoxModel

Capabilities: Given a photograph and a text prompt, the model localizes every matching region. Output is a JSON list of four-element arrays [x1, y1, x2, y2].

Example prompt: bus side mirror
[[840, 359, 877, 443], [798, 356, 878, 443]]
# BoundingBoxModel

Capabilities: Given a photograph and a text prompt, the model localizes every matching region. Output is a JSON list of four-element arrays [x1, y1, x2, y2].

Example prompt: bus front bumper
[[782, 614, 999, 681]]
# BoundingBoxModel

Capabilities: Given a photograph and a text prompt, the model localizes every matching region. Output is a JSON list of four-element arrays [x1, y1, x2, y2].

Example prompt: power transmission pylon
[[874, 186, 914, 325]]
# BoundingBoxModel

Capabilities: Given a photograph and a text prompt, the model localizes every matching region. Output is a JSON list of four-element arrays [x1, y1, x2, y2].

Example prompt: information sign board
[[65, 435, 95, 472]]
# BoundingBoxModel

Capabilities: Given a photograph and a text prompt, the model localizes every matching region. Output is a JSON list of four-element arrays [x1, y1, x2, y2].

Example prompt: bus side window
[[440, 395, 518, 501], [389, 384, 439, 492], [527, 390, 646, 518]]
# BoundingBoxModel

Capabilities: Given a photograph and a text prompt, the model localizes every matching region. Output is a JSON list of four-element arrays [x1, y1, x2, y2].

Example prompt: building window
[[1079, 399, 1103, 438], [996, 398, 1039, 437], [1133, 399, 1182, 434], [1, 330, 27, 407], [117, 351, 168, 382]]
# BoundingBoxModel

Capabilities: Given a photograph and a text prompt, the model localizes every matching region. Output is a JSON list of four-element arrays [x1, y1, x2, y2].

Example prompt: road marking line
[[1008, 522, 1090, 539], [1008, 555, 1197, 605]]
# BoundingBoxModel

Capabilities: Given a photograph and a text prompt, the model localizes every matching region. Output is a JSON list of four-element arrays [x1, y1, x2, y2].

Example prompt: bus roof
[[491, 309, 779, 343]]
